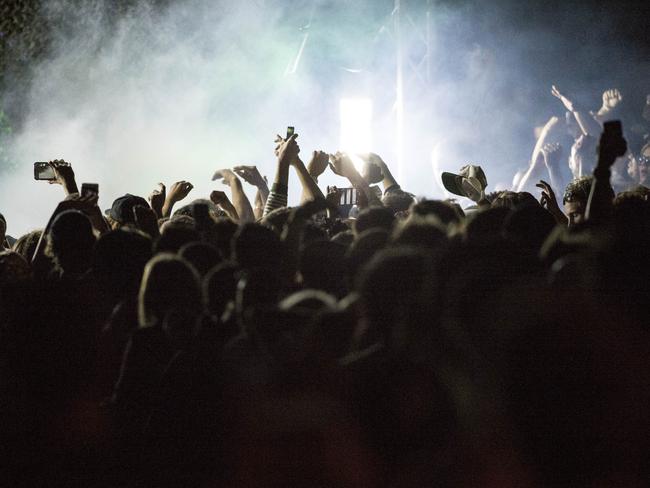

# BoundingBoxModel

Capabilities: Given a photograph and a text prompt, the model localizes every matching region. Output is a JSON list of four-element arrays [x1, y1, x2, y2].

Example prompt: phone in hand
[[81, 183, 99, 198], [603, 120, 622, 138], [601, 120, 627, 159], [286, 126, 295, 139], [34, 162, 55, 181]]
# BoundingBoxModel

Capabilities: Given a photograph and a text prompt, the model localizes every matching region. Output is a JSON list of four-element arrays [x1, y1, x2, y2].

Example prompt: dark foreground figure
[[1, 87, 650, 487]]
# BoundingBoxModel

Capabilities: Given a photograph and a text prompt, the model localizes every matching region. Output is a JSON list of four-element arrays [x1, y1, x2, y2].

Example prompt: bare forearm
[[161, 199, 175, 218], [585, 126, 624, 222], [529, 117, 558, 169], [294, 159, 324, 204], [380, 165, 399, 192], [256, 182, 269, 204], [263, 161, 290, 216], [573, 111, 602, 137], [518, 117, 558, 192], [516, 159, 543, 193], [228, 180, 254, 223], [63, 181, 79, 196], [586, 165, 613, 222], [253, 189, 264, 220]]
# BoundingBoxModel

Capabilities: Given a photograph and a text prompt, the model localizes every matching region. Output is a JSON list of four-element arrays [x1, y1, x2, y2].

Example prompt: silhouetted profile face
[[564, 200, 586, 227], [562, 176, 595, 228]]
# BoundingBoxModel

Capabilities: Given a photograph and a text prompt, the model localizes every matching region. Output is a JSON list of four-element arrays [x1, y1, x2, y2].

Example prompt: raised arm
[[263, 133, 299, 217], [253, 182, 266, 220], [586, 121, 627, 222], [161, 181, 193, 218], [49, 160, 79, 196], [329, 152, 382, 207], [551, 85, 601, 137], [371, 153, 400, 193], [148, 183, 166, 220], [233, 165, 269, 220], [210, 190, 239, 222], [213, 169, 255, 223], [516, 117, 560, 193], [294, 151, 327, 204], [591, 89, 623, 125], [537, 179, 568, 226]]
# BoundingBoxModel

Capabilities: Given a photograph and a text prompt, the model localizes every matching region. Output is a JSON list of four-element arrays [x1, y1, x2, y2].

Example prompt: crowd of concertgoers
[[1, 85, 650, 487]]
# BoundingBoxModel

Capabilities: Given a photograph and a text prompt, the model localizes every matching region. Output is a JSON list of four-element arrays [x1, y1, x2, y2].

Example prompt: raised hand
[[212, 168, 239, 186], [162, 180, 193, 217], [599, 88, 623, 113], [167, 180, 193, 201], [536, 180, 567, 225], [49, 160, 79, 195], [326, 185, 343, 206], [210, 190, 239, 221], [585, 121, 627, 222], [209, 190, 230, 206], [148, 183, 166, 218], [233, 165, 266, 188], [307, 150, 330, 179], [276, 133, 300, 166], [598, 121, 627, 168], [551, 85, 576, 113], [212, 169, 254, 221], [325, 186, 342, 218], [328, 151, 358, 179]]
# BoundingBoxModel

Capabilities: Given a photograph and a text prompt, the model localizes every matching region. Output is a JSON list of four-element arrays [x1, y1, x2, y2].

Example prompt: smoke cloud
[[1, 0, 648, 236]]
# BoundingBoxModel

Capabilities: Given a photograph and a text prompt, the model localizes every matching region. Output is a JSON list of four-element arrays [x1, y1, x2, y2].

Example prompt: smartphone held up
[[33, 162, 56, 181]]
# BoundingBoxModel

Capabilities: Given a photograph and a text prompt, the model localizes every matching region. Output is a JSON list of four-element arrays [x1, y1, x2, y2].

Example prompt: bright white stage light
[[340, 98, 373, 170]]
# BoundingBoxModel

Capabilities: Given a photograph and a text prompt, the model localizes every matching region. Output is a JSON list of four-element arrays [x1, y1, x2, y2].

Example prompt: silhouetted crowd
[[1, 87, 650, 487]]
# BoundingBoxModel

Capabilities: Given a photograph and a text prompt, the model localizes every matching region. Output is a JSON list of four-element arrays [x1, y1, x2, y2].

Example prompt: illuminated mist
[[1, 0, 648, 236]]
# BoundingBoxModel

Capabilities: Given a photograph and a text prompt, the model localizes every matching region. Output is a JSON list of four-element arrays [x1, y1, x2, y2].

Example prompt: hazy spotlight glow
[[340, 98, 373, 163]]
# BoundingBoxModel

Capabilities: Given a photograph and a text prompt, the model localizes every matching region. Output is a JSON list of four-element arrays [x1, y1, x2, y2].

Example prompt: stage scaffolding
[[283, 0, 435, 184]]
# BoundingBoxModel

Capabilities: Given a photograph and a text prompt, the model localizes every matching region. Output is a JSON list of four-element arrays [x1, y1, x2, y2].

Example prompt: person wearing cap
[[106, 194, 151, 229], [441, 164, 491, 209]]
